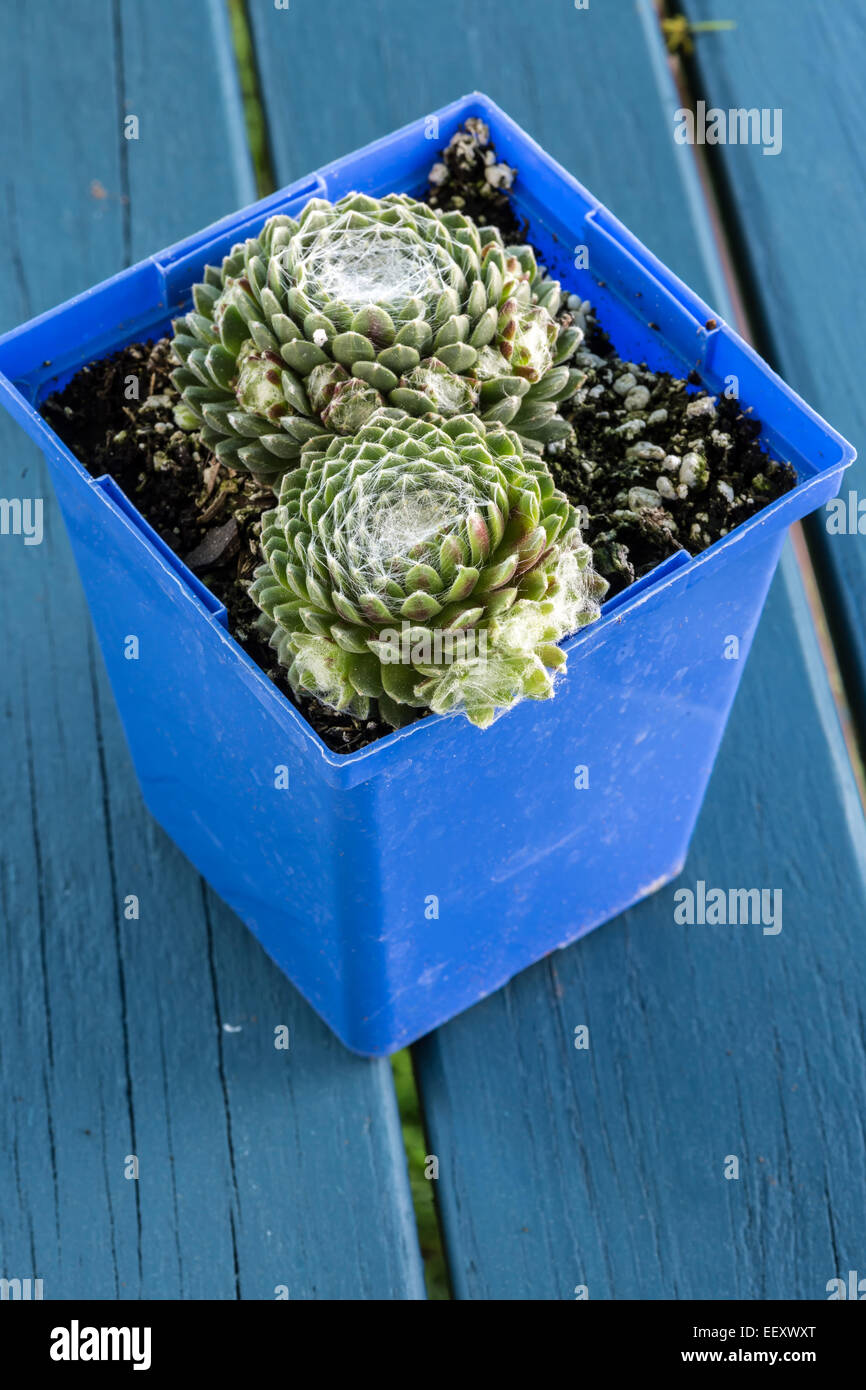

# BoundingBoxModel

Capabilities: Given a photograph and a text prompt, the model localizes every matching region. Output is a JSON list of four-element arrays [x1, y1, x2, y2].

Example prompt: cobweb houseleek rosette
[[248, 410, 607, 730], [170, 192, 584, 486]]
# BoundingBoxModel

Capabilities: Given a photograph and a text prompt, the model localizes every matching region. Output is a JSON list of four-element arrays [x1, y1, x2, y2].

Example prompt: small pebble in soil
[[548, 342, 796, 595], [425, 116, 526, 241]]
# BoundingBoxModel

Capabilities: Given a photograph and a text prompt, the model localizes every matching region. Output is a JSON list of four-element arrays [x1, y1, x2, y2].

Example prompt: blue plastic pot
[[0, 95, 855, 1054]]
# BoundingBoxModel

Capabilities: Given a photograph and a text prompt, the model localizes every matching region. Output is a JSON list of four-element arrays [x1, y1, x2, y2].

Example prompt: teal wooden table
[[1, 0, 864, 1300]]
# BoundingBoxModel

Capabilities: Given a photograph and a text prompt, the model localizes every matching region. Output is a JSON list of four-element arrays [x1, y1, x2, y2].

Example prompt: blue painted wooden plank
[[417, 549, 866, 1298], [251, 0, 866, 1296], [246, 0, 721, 306], [681, 0, 866, 736], [0, 0, 424, 1299]]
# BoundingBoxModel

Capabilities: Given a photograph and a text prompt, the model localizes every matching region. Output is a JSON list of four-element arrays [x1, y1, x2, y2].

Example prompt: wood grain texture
[[416, 551, 866, 1298], [682, 0, 866, 738], [0, 0, 424, 1300], [251, 0, 866, 1298], [246, 0, 723, 307]]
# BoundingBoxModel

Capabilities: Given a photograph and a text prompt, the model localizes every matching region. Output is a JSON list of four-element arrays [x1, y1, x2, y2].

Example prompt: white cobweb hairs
[[300, 425, 604, 726], [411, 544, 602, 724], [511, 305, 555, 380], [319, 450, 487, 604], [283, 213, 453, 316]]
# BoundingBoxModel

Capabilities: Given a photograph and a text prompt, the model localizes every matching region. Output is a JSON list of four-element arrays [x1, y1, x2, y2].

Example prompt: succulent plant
[[249, 409, 605, 729], [171, 192, 584, 486]]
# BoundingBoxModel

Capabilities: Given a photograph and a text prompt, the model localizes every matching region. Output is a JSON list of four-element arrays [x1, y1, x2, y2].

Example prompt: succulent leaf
[[249, 409, 605, 728], [172, 193, 580, 484]]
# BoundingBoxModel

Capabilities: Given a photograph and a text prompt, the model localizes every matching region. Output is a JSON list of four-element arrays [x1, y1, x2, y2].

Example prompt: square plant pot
[[0, 94, 855, 1055]]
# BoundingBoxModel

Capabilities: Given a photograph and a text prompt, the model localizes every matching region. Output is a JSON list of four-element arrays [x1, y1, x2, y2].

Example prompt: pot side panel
[[340, 530, 785, 1052], [46, 430, 784, 1053]]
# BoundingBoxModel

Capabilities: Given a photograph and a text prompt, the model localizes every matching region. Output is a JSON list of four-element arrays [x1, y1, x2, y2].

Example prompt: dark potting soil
[[426, 116, 528, 243], [40, 340, 397, 752], [550, 364, 795, 595], [41, 122, 796, 753]]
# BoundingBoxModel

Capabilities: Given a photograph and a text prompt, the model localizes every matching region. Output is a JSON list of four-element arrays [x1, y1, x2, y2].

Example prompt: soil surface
[[41, 340, 397, 752], [426, 116, 528, 242], [552, 361, 795, 595], [41, 123, 796, 752]]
